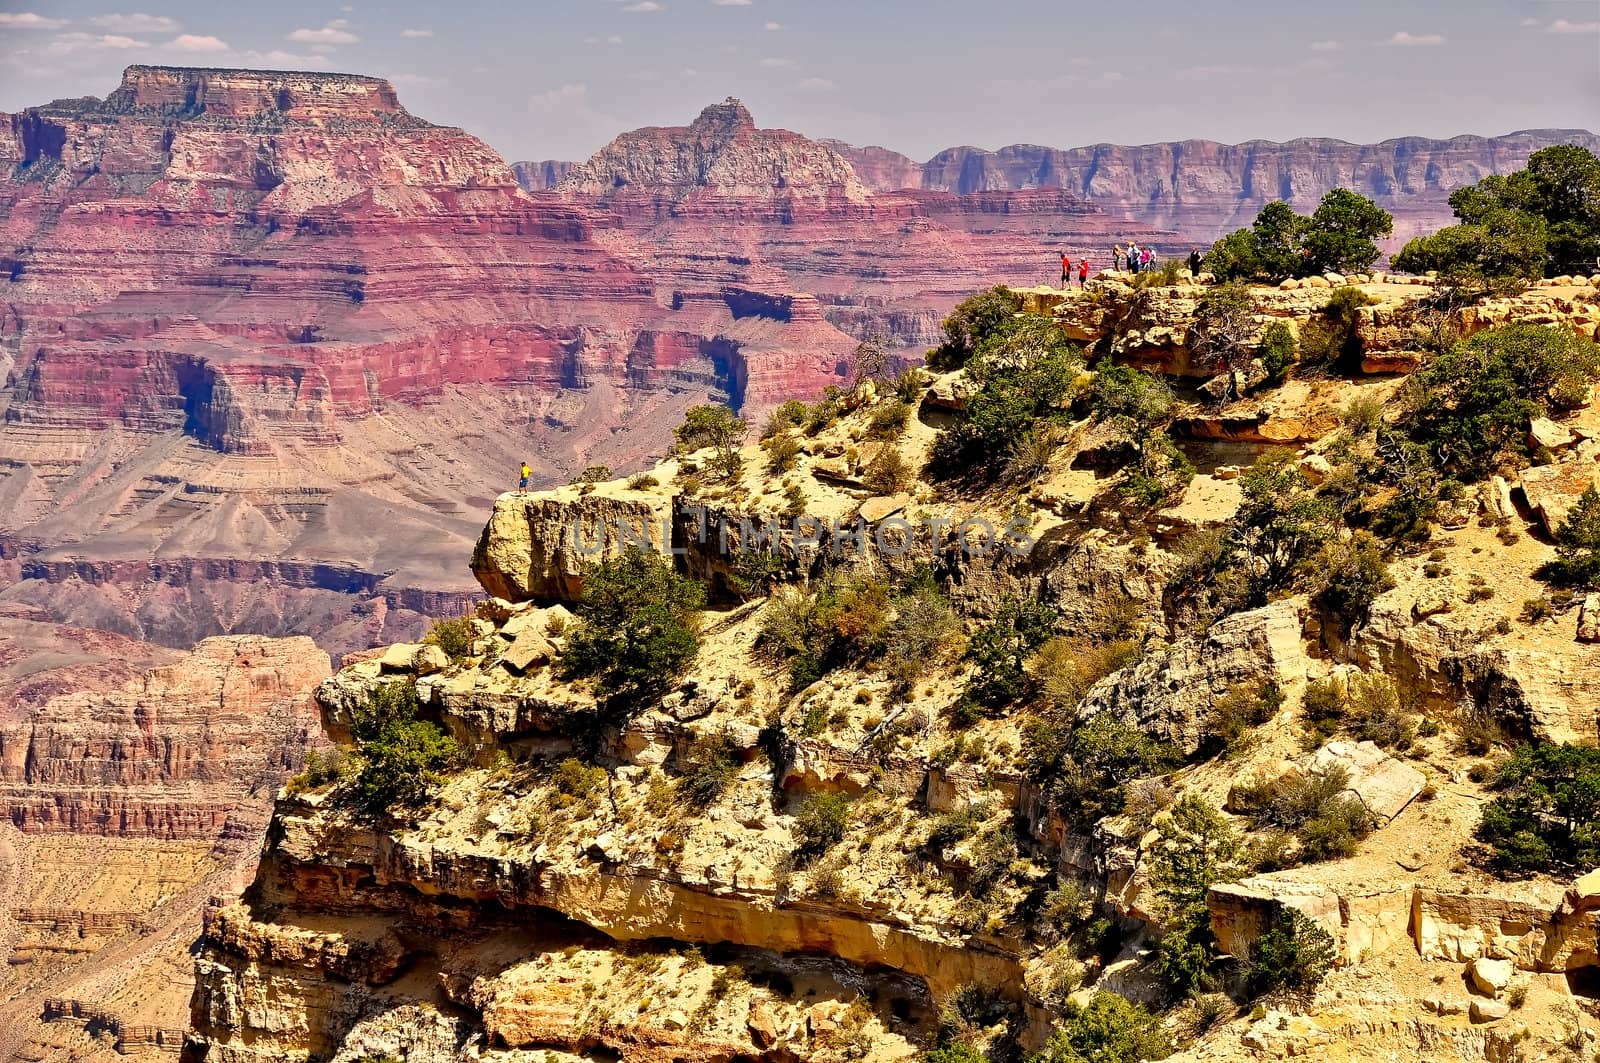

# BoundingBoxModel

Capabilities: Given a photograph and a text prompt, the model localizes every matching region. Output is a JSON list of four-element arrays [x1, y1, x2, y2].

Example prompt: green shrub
[[1399, 324, 1600, 481], [678, 730, 742, 810], [759, 569, 892, 689], [348, 681, 460, 818], [572, 464, 611, 485], [867, 398, 912, 439], [792, 792, 852, 863], [1258, 321, 1297, 384], [956, 596, 1056, 720], [1309, 532, 1393, 632], [885, 572, 959, 690], [1203, 681, 1283, 757], [1246, 909, 1336, 1003], [762, 400, 809, 439], [550, 757, 608, 811], [562, 548, 705, 716], [423, 616, 475, 661], [1232, 763, 1374, 865], [1150, 796, 1245, 996], [1003, 425, 1058, 484], [928, 286, 1022, 370], [1037, 992, 1172, 1063], [764, 433, 803, 473], [1477, 742, 1600, 874], [931, 316, 1081, 477], [1340, 395, 1384, 433], [1538, 485, 1600, 589], [674, 404, 747, 481], [863, 447, 913, 494], [895, 367, 928, 404], [627, 472, 660, 491]]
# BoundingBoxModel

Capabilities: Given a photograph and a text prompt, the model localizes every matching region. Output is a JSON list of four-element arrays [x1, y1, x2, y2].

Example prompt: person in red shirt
[[1078, 259, 1090, 287], [1060, 252, 1071, 289]]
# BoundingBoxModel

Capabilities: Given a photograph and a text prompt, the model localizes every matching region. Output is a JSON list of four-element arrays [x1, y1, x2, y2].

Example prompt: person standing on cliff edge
[[1079, 258, 1090, 287], [1189, 247, 1203, 276], [518, 462, 532, 493], [1060, 252, 1071, 289]]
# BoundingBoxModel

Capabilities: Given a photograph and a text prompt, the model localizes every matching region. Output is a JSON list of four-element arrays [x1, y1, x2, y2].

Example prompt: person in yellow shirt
[[518, 462, 532, 492]]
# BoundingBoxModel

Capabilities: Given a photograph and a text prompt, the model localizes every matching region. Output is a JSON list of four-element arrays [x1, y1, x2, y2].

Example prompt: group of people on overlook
[[1058, 245, 1205, 287]]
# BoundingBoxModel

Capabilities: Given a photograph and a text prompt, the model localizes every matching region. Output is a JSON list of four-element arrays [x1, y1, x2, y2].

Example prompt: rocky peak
[[102, 64, 411, 124], [688, 96, 756, 140], [557, 98, 870, 203]]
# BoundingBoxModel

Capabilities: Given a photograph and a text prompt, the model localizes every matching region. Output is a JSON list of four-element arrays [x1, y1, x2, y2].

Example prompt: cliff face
[[0, 626, 327, 1063], [828, 129, 1600, 240]]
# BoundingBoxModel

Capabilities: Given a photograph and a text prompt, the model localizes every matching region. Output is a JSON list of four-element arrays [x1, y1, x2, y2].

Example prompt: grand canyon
[[1, 47, 1599, 1063]]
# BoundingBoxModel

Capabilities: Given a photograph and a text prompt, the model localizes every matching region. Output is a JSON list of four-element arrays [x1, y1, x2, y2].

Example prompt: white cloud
[[166, 34, 229, 53], [0, 12, 66, 29], [288, 19, 359, 45], [622, 1, 662, 10], [1521, 17, 1542, 27], [1384, 31, 1445, 47], [764, 20, 782, 30], [400, 28, 434, 38], [713, 0, 753, 5], [682, 66, 697, 76], [44, 32, 147, 55], [1310, 39, 1341, 52], [759, 56, 794, 67], [1550, 19, 1600, 34], [798, 76, 834, 91], [92, 13, 182, 33], [237, 48, 336, 68]]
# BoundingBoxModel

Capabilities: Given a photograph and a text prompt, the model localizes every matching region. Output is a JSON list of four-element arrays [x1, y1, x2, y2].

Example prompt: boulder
[[924, 374, 969, 412], [1078, 600, 1308, 755], [1529, 417, 1576, 451], [1411, 583, 1457, 620], [471, 491, 668, 602], [379, 643, 424, 673], [1518, 458, 1598, 537], [859, 493, 911, 522], [1579, 594, 1599, 643], [747, 1002, 778, 1048], [501, 629, 557, 674], [413, 644, 451, 676], [1469, 999, 1510, 1023], [1469, 956, 1514, 997], [1305, 275, 1332, 289], [1279, 278, 1300, 291], [1308, 740, 1426, 823]]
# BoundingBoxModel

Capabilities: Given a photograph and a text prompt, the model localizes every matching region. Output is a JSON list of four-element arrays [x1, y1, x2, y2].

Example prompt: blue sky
[[1, 0, 1596, 162]]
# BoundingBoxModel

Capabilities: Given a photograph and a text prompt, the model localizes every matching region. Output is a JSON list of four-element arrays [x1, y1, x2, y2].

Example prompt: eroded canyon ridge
[[2, 61, 1599, 1063]]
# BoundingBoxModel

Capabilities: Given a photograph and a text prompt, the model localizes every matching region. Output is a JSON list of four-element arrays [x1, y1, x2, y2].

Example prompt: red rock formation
[[0, 633, 328, 837]]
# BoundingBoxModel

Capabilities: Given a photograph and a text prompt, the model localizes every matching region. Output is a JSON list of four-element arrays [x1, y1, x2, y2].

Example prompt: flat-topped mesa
[[100, 64, 411, 124], [557, 97, 871, 204]]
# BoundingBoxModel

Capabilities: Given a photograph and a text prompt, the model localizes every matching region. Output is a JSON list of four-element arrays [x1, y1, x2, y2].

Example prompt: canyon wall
[[0, 621, 327, 1062]]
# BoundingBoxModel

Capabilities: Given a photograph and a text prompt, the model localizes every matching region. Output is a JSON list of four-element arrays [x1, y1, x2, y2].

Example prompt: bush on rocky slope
[[1035, 992, 1172, 1063], [1539, 485, 1600, 589], [1150, 795, 1246, 997], [931, 316, 1082, 478], [929, 286, 1023, 370], [562, 547, 706, 718], [1477, 742, 1600, 874], [1399, 322, 1600, 481], [347, 680, 460, 818]]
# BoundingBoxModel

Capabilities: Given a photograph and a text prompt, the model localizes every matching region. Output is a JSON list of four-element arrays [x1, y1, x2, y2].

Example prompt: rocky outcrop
[[1078, 600, 1309, 755], [470, 487, 671, 602]]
